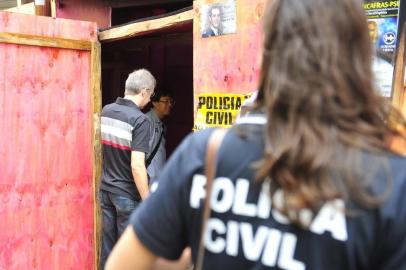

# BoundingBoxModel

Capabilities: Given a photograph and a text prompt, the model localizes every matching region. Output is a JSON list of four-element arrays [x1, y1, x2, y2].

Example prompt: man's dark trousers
[[99, 189, 139, 269]]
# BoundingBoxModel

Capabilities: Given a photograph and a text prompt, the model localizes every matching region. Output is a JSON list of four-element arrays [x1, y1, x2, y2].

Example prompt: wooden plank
[[54, 0, 111, 30], [0, 32, 92, 50], [99, 9, 193, 42], [0, 11, 98, 269], [50, 0, 56, 17], [90, 41, 102, 270], [193, 0, 266, 118], [193, 0, 265, 95], [0, 11, 98, 41], [392, 23, 406, 115], [0, 43, 95, 270], [390, 22, 406, 154], [34, 0, 50, 17]]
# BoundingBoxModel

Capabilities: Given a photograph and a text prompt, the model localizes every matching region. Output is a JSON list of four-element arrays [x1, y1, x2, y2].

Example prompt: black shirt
[[131, 114, 406, 269], [100, 97, 150, 201]]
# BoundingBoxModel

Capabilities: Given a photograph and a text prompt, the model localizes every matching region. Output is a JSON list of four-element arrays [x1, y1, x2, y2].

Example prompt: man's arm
[[131, 150, 149, 200]]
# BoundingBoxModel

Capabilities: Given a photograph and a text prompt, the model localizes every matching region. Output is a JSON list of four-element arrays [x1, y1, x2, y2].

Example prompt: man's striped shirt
[[100, 97, 150, 201]]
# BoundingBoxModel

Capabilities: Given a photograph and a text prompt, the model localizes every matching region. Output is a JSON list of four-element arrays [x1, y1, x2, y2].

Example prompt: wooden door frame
[[98, 8, 193, 42], [392, 0, 406, 114], [0, 32, 102, 270], [392, 23, 406, 115]]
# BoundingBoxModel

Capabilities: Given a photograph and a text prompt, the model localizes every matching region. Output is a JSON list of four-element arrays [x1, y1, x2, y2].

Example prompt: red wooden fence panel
[[0, 12, 98, 270], [192, 0, 267, 130], [193, 0, 266, 96]]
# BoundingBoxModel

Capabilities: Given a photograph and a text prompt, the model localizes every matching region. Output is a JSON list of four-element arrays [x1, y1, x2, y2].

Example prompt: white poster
[[364, 0, 401, 97], [200, 0, 237, 38]]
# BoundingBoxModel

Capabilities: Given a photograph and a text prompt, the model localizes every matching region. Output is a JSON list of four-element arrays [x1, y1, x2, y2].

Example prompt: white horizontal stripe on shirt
[[101, 124, 132, 141]]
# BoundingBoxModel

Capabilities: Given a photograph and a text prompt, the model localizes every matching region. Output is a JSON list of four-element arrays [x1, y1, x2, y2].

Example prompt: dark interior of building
[[101, 7, 193, 157], [111, 1, 191, 26]]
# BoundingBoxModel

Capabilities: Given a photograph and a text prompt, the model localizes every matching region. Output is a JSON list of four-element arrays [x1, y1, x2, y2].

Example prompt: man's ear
[[141, 88, 148, 97]]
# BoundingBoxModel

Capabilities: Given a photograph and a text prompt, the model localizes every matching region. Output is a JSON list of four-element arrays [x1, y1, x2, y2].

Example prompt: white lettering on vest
[[240, 223, 269, 261], [233, 179, 257, 217], [211, 177, 234, 213], [190, 174, 206, 209], [310, 199, 347, 241], [278, 233, 305, 270], [226, 221, 239, 256], [261, 228, 282, 267], [205, 218, 226, 253]]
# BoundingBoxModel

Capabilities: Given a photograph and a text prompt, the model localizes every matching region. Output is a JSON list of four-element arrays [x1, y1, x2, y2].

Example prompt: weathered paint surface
[[56, 0, 111, 29], [193, 0, 267, 114], [0, 11, 98, 41], [0, 12, 97, 270]]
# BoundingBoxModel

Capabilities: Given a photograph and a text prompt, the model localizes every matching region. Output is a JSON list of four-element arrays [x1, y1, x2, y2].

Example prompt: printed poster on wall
[[200, 0, 237, 38], [364, 0, 401, 97], [194, 93, 251, 131]]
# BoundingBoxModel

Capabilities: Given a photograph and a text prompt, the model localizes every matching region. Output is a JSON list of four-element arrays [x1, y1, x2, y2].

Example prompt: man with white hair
[[99, 68, 156, 269]]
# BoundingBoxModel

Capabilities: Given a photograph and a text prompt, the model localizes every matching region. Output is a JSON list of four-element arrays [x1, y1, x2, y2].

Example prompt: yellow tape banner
[[193, 93, 251, 131]]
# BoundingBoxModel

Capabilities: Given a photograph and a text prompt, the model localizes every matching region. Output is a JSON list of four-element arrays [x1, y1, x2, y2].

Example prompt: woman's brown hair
[[255, 0, 405, 225]]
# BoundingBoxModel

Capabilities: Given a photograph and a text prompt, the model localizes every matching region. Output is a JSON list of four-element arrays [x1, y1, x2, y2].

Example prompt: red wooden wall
[[193, 0, 266, 104], [192, 0, 267, 130], [0, 12, 98, 270], [56, 0, 111, 29]]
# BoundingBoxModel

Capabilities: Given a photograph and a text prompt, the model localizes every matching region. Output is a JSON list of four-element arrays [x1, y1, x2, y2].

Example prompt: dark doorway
[[101, 21, 193, 157]]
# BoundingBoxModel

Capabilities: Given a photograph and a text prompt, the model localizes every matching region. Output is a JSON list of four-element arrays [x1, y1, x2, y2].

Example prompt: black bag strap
[[195, 128, 228, 270], [146, 128, 164, 167]]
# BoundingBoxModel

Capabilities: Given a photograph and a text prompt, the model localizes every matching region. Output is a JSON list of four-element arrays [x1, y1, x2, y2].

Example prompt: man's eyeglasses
[[158, 99, 175, 105]]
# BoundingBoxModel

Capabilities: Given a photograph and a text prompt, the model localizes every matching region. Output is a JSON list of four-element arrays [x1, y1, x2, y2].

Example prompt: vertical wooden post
[[390, 23, 406, 154], [50, 0, 56, 18], [392, 23, 406, 115], [91, 41, 102, 270]]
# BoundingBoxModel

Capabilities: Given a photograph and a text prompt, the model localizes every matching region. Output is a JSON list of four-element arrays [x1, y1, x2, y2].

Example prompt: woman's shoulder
[[386, 152, 406, 193], [362, 150, 406, 188], [361, 151, 406, 220]]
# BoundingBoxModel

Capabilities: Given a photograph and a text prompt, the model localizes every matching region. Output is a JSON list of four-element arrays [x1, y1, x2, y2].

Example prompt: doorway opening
[[100, 15, 193, 157]]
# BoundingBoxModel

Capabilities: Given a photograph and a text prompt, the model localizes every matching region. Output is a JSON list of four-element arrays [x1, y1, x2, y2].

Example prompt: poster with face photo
[[364, 0, 400, 97], [200, 0, 237, 38]]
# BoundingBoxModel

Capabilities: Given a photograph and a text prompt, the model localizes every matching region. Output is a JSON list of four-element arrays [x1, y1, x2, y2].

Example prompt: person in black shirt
[[145, 91, 175, 185], [99, 68, 156, 269], [105, 0, 406, 269]]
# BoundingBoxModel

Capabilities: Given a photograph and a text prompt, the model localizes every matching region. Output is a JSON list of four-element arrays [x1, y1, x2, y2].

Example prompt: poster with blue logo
[[364, 0, 400, 97]]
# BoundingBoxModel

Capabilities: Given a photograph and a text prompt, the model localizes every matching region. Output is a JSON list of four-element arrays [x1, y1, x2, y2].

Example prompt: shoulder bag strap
[[145, 129, 164, 167], [195, 128, 228, 270]]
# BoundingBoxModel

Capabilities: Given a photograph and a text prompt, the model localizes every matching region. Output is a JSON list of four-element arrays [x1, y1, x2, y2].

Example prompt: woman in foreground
[[106, 0, 406, 269]]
